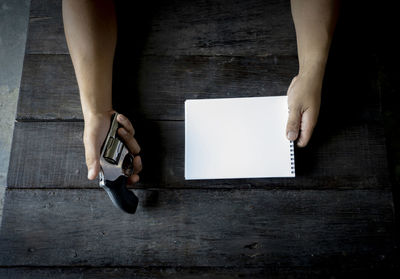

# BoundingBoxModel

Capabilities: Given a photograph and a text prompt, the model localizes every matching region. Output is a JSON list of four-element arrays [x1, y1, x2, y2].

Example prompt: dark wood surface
[[2, 265, 397, 279], [2, 0, 398, 277], [26, 0, 297, 56], [0, 189, 395, 267], [7, 121, 391, 190], [17, 54, 297, 121]]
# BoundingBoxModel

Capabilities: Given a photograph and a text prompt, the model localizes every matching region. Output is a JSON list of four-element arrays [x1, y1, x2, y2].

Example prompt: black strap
[[102, 176, 139, 214]]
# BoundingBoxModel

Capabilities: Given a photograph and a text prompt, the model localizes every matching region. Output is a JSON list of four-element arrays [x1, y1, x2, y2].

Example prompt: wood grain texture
[[7, 121, 391, 189], [1, 265, 398, 279], [4, 0, 397, 275], [0, 267, 312, 279], [17, 55, 81, 120], [0, 189, 395, 268], [25, 0, 65, 55], [17, 54, 297, 121], [19, 0, 384, 122], [18, 18, 384, 123], [17, 51, 383, 123], [26, 0, 296, 56]]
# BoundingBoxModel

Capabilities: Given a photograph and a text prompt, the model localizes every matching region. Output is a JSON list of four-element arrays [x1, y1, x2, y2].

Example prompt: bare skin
[[62, 0, 338, 181], [62, 0, 142, 183], [287, 0, 339, 147]]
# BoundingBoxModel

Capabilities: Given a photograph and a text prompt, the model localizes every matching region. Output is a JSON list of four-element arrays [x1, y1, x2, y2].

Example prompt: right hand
[[83, 111, 142, 185]]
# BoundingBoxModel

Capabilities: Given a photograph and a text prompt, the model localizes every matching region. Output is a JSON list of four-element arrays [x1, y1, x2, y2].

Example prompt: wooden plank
[[21, 0, 384, 122], [17, 52, 382, 123], [26, 0, 296, 56], [17, 54, 297, 121], [1, 265, 398, 279], [7, 121, 391, 189], [0, 267, 306, 279], [0, 188, 395, 268], [26, 0, 66, 55], [17, 55, 81, 120]]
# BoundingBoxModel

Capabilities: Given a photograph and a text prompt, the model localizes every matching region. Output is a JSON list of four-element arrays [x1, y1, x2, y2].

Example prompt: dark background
[[2, 0, 399, 277], [332, 1, 400, 268], [118, 1, 400, 271], [113, 1, 400, 224]]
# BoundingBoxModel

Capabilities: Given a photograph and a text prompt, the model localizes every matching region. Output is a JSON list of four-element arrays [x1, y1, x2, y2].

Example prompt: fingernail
[[88, 169, 94, 180], [287, 131, 297, 141]]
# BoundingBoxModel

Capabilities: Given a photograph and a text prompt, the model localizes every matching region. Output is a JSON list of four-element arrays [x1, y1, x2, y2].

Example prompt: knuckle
[[118, 128, 129, 138], [288, 104, 300, 114]]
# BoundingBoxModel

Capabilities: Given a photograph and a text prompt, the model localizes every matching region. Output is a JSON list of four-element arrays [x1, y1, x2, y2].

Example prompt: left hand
[[286, 73, 323, 147]]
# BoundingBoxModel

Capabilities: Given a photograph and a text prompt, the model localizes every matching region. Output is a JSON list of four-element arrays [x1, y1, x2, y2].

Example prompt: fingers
[[286, 73, 322, 147], [116, 115, 142, 185], [286, 107, 301, 141], [286, 105, 319, 147], [117, 114, 135, 136], [128, 174, 140, 185], [132, 155, 143, 174], [118, 127, 141, 154], [127, 155, 142, 185], [117, 114, 141, 154], [83, 113, 142, 183], [296, 108, 318, 148]]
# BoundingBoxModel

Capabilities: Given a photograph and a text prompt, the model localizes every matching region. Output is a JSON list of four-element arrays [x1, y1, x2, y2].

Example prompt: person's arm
[[286, 0, 339, 147], [63, 0, 142, 182]]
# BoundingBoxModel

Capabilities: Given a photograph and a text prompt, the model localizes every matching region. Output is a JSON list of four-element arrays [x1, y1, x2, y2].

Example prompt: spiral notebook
[[185, 96, 295, 180]]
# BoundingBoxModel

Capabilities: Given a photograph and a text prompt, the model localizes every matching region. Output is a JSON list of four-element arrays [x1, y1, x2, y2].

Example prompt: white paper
[[185, 96, 295, 180]]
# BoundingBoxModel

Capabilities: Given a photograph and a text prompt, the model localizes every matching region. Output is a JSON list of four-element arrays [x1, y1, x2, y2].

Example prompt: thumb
[[286, 106, 301, 141], [84, 135, 101, 180]]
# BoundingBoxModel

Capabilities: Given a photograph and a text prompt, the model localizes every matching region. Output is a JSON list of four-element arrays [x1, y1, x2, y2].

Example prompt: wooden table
[[1, 0, 397, 277]]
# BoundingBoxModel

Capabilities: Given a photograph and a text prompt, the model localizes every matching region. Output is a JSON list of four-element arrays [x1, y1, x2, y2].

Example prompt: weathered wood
[[17, 52, 383, 123], [0, 265, 398, 279], [26, 0, 296, 56], [19, 1, 384, 122], [1, 268, 272, 279], [5, 0, 397, 275], [17, 55, 81, 120], [7, 121, 391, 189], [17, 54, 297, 121], [21, 0, 385, 124], [0, 188, 395, 268], [25, 0, 65, 55], [0, 267, 308, 279]]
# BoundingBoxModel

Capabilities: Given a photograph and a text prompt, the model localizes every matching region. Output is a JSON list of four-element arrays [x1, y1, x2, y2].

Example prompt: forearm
[[62, 0, 117, 120], [291, 0, 339, 78], [286, 0, 339, 147]]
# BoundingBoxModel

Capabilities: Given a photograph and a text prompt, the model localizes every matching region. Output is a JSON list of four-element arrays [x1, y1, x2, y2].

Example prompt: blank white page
[[185, 96, 295, 180]]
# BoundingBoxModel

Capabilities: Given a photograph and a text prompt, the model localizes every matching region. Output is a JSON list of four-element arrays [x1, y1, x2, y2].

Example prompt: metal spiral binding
[[290, 141, 295, 175]]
